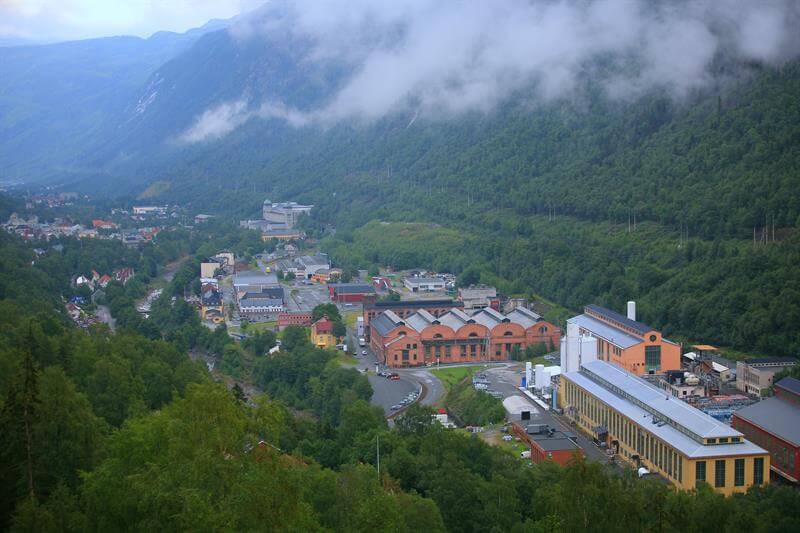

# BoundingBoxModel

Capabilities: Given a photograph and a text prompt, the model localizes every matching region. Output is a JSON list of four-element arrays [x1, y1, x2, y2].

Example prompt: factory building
[[370, 306, 560, 368], [328, 283, 375, 303], [262, 200, 313, 229], [732, 377, 800, 482], [566, 302, 681, 376], [560, 360, 769, 495], [361, 297, 464, 342], [735, 358, 796, 397]]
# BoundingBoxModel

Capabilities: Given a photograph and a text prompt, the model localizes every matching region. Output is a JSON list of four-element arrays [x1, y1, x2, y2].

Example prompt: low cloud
[[182, 0, 800, 141], [179, 100, 310, 143]]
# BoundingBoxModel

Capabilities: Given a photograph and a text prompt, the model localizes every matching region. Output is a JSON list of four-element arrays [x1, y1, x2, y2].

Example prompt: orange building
[[370, 306, 561, 368], [569, 303, 680, 375]]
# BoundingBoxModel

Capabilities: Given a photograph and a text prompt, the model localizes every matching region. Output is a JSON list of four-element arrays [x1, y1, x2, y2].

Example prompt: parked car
[[502, 435, 513, 442], [389, 374, 400, 381], [390, 404, 402, 410]]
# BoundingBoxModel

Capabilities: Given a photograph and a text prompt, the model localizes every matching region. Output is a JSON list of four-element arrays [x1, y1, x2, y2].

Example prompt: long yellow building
[[560, 360, 769, 495]]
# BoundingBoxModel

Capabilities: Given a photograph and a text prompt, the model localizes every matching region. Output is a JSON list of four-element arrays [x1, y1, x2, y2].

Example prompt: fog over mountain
[[180, 0, 800, 143]]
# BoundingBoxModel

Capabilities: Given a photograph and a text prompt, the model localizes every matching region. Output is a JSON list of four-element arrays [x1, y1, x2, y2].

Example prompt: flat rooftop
[[530, 431, 580, 452], [569, 314, 641, 349], [735, 396, 800, 447], [564, 360, 766, 458]]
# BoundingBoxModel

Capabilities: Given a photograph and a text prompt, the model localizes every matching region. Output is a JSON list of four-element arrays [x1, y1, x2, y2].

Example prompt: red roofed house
[[113, 267, 135, 285], [92, 219, 118, 230]]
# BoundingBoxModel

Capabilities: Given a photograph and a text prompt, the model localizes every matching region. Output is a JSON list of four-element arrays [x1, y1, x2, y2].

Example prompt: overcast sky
[[0, 0, 263, 42]]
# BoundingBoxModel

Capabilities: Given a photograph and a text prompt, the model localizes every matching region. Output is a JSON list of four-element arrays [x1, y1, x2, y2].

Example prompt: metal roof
[[406, 313, 432, 332], [531, 434, 580, 452], [366, 299, 462, 310], [564, 364, 766, 458], [370, 313, 398, 336], [741, 357, 796, 366], [507, 307, 540, 328], [503, 395, 535, 415], [471, 309, 502, 328], [239, 298, 282, 309], [233, 272, 279, 287], [242, 287, 284, 300], [777, 377, 800, 396], [735, 396, 800, 447], [570, 314, 641, 349], [585, 304, 653, 335], [404, 277, 445, 285], [437, 312, 466, 330], [331, 283, 375, 294]]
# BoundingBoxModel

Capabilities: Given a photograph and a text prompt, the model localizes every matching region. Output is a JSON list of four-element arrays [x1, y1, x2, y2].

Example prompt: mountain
[[0, 18, 232, 183], [1, 4, 799, 357]]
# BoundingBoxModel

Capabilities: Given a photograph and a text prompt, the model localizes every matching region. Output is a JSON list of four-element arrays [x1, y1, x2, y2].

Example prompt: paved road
[[404, 368, 445, 406], [368, 375, 419, 416]]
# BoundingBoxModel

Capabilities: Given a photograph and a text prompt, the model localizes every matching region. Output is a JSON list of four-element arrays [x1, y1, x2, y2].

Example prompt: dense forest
[[2, 204, 800, 531]]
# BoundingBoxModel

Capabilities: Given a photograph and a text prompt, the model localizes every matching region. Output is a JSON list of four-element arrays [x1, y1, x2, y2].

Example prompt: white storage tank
[[534, 364, 545, 389]]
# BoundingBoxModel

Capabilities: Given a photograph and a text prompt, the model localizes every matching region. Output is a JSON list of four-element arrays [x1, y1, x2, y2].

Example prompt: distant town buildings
[[240, 199, 312, 242], [132, 206, 168, 216], [565, 302, 681, 376], [457, 285, 499, 311], [262, 200, 313, 229], [403, 276, 447, 292], [276, 253, 331, 279], [560, 360, 770, 495], [200, 261, 220, 279], [231, 271, 284, 319], [735, 358, 797, 397], [370, 306, 560, 368], [733, 377, 800, 482], [329, 283, 375, 303], [310, 268, 342, 284], [200, 284, 224, 322]]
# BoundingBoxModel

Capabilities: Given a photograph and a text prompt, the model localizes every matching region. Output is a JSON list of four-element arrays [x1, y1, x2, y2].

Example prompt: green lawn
[[242, 321, 277, 333], [344, 311, 359, 328], [336, 351, 359, 366], [431, 365, 483, 391]]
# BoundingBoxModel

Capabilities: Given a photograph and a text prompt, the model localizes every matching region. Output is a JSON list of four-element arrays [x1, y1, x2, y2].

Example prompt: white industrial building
[[403, 276, 446, 292], [262, 200, 313, 229], [560, 320, 598, 373]]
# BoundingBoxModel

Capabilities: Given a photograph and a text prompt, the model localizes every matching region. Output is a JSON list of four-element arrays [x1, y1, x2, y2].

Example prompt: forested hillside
[[132, 58, 800, 358]]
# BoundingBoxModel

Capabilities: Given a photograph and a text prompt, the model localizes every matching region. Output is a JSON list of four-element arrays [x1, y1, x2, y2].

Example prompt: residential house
[[312, 316, 339, 349]]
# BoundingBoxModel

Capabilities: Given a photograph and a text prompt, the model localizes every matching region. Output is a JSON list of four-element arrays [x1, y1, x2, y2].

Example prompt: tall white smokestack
[[627, 301, 636, 321]]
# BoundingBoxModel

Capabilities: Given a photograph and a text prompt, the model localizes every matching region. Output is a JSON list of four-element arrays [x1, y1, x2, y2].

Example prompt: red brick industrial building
[[277, 311, 312, 330], [362, 297, 464, 342], [732, 377, 800, 482], [370, 306, 561, 367], [511, 423, 581, 466]]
